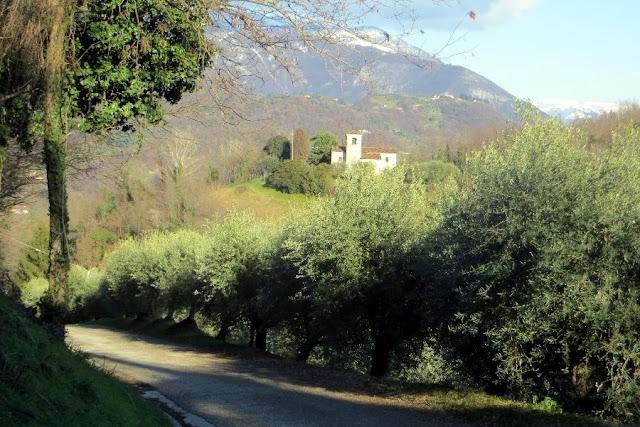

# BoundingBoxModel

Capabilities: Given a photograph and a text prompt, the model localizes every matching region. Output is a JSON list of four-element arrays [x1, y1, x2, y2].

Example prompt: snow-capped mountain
[[214, 27, 518, 120], [535, 99, 619, 122]]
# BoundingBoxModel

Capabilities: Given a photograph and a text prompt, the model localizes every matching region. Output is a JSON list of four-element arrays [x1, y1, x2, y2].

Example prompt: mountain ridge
[[214, 27, 518, 120]]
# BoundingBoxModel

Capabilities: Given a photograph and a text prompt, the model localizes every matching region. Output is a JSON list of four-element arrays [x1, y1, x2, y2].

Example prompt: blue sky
[[374, 0, 639, 105]]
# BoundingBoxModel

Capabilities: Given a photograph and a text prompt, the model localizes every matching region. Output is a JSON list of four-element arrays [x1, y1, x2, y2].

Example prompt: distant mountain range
[[216, 27, 518, 120], [534, 99, 619, 122]]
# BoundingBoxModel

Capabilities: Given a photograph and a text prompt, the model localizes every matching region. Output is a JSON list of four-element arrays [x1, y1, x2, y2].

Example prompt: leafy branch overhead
[[70, 0, 214, 133]]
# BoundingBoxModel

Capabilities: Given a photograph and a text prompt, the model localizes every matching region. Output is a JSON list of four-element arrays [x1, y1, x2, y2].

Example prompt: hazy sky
[[376, 0, 639, 105]]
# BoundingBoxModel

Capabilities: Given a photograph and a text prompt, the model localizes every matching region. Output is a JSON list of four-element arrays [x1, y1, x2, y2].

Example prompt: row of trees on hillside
[[61, 113, 640, 421]]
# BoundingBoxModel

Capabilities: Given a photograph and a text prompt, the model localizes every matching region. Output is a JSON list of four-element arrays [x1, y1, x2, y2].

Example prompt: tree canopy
[[309, 131, 337, 165], [264, 135, 291, 161], [283, 163, 430, 376], [432, 109, 640, 418]]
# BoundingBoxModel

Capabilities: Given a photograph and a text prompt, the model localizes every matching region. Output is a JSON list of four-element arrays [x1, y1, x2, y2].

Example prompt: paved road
[[67, 325, 474, 427]]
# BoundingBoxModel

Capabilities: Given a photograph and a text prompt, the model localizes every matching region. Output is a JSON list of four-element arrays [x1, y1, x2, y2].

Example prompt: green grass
[[212, 178, 309, 221], [369, 383, 610, 426], [0, 295, 172, 426], [91, 316, 610, 427]]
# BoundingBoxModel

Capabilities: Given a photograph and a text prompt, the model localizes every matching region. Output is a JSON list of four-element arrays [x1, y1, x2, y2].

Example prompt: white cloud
[[482, 0, 541, 25]]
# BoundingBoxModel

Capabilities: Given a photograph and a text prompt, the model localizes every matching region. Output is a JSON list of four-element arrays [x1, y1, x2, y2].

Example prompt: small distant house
[[330, 131, 397, 173], [10, 205, 30, 215]]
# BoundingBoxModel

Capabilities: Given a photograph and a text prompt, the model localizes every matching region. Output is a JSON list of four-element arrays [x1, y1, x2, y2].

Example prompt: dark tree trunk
[[296, 338, 317, 362], [215, 322, 229, 341], [255, 327, 267, 350], [367, 301, 397, 378], [43, 0, 72, 305], [249, 313, 268, 350], [370, 334, 393, 377], [187, 303, 198, 323], [296, 308, 322, 361]]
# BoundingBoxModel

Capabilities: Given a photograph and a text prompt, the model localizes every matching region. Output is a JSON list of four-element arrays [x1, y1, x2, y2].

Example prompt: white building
[[330, 131, 397, 173]]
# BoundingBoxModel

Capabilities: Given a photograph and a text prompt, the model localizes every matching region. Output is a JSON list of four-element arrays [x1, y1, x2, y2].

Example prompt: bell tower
[[345, 131, 362, 164]]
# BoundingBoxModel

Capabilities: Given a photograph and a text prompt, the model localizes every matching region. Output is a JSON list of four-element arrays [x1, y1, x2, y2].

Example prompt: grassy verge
[[90, 316, 611, 426], [0, 295, 172, 426], [369, 383, 610, 426]]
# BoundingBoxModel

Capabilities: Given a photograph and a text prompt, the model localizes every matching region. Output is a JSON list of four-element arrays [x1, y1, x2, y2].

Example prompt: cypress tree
[[293, 128, 309, 163]]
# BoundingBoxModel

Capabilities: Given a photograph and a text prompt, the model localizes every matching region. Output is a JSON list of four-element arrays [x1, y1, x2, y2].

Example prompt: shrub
[[266, 160, 307, 194], [19, 277, 48, 309], [90, 228, 119, 244], [301, 164, 332, 196], [406, 160, 460, 184], [66, 265, 106, 321]]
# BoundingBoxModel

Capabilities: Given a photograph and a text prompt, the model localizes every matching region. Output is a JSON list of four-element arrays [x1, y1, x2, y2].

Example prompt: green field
[[211, 178, 310, 221]]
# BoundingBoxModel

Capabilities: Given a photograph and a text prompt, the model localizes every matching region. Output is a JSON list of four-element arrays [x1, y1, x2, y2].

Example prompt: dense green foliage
[[433, 114, 640, 420], [70, 0, 213, 133], [0, 293, 171, 426], [265, 160, 308, 194], [405, 160, 460, 185], [266, 161, 332, 196], [62, 114, 640, 421], [300, 163, 332, 196], [308, 131, 337, 165], [264, 135, 291, 161]]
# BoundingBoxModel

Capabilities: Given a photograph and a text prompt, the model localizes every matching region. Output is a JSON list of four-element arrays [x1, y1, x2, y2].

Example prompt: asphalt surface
[[66, 324, 474, 427]]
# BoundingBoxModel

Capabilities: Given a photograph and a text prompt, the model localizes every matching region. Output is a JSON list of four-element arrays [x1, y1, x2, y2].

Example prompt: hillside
[[0, 293, 171, 425], [169, 92, 508, 160], [210, 180, 309, 221]]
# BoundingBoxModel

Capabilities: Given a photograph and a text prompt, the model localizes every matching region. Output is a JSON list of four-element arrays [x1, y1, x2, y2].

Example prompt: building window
[[352, 138, 357, 145], [385, 157, 389, 162]]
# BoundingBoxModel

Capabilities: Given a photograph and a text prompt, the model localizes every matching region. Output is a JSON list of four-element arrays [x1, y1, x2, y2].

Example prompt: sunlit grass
[[210, 178, 309, 222], [0, 295, 171, 426], [373, 384, 609, 426]]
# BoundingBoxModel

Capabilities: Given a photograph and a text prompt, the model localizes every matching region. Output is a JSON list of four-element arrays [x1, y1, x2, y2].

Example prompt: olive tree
[[433, 108, 640, 420], [284, 163, 430, 376], [196, 211, 280, 345]]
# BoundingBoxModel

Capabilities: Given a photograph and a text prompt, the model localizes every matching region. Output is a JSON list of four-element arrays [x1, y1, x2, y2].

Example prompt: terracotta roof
[[331, 146, 345, 153], [346, 130, 364, 135], [361, 153, 382, 160], [362, 146, 397, 154]]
